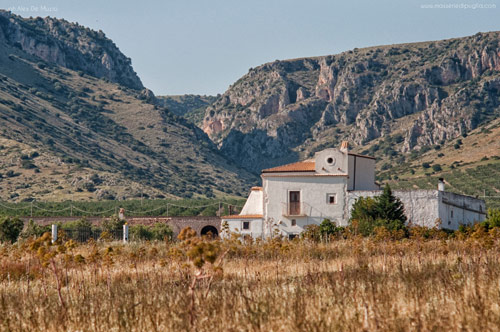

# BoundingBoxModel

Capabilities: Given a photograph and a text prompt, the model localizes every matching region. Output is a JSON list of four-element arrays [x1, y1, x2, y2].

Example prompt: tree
[[349, 184, 407, 236], [350, 197, 378, 236], [0, 217, 24, 243], [375, 184, 407, 224]]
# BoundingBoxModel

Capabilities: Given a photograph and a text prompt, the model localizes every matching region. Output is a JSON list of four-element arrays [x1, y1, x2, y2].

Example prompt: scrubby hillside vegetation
[[0, 11, 258, 202], [202, 32, 500, 182], [156, 94, 217, 125]]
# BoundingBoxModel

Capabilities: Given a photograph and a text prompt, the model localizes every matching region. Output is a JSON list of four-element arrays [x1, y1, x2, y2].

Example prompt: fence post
[[51, 224, 58, 243], [123, 223, 129, 243]]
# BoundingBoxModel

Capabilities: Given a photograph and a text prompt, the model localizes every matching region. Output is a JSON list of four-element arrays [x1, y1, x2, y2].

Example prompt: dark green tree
[[375, 184, 407, 224], [349, 184, 407, 236]]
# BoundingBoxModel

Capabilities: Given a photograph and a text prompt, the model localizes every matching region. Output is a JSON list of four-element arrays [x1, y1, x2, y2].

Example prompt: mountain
[[0, 11, 257, 202], [0, 11, 143, 89], [156, 94, 217, 125], [202, 32, 500, 174]]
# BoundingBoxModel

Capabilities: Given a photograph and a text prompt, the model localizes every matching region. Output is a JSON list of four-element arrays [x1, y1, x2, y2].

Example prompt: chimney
[[438, 178, 445, 191], [340, 141, 349, 153]]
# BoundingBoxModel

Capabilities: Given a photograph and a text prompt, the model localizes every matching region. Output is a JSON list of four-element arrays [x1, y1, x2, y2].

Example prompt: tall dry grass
[[1, 234, 500, 331]]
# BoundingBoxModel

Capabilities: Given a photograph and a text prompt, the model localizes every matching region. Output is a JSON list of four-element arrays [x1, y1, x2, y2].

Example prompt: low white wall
[[439, 191, 486, 229], [348, 190, 486, 230], [348, 190, 440, 228], [221, 218, 264, 239]]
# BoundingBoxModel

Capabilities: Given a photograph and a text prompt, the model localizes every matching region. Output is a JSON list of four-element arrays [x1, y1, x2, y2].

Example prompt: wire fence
[[59, 227, 123, 242]]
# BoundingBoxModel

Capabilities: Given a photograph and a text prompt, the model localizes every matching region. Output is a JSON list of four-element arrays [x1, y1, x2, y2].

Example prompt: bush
[[21, 220, 50, 239], [432, 164, 442, 172], [318, 219, 343, 238], [130, 225, 153, 241], [129, 223, 173, 241], [302, 224, 321, 241], [485, 209, 500, 228], [422, 162, 431, 169], [60, 218, 92, 231], [151, 223, 173, 241], [101, 215, 125, 233], [0, 217, 24, 243]]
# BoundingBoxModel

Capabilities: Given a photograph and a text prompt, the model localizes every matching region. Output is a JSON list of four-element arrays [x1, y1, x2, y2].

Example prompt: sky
[[1, 0, 499, 96]]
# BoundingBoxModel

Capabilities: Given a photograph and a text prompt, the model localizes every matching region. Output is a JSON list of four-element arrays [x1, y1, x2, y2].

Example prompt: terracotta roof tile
[[251, 186, 263, 191], [222, 214, 263, 219], [262, 160, 315, 173], [262, 152, 375, 173]]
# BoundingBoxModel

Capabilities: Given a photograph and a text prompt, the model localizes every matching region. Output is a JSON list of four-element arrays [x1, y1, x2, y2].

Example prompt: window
[[450, 210, 454, 218], [326, 156, 336, 165], [289, 191, 301, 215], [242, 221, 250, 230], [291, 219, 296, 226], [327, 194, 336, 204]]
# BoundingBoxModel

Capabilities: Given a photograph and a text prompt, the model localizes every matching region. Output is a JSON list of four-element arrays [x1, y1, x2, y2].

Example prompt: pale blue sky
[[1, 0, 499, 95]]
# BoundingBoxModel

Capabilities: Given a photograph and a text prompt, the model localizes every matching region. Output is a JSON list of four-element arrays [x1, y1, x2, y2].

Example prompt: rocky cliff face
[[0, 10, 143, 89], [203, 32, 500, 173]]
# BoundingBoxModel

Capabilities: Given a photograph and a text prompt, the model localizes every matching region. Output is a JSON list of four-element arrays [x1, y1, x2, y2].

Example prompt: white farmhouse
[[222, 142, 486, 239]]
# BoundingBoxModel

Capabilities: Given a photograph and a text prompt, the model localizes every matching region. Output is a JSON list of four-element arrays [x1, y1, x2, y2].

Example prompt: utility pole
[[166, 203, 169, 217]]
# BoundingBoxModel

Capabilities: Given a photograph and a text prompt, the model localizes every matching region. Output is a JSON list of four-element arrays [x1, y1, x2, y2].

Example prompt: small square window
[[291, 219, 296, 226], [327, 194, 336, 204], [243, 221, 250, 230]]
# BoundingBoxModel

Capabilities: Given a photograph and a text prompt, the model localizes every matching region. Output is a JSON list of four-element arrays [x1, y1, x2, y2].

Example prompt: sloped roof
[[262, 160, 315, 173], [261, 152, 375, 173]]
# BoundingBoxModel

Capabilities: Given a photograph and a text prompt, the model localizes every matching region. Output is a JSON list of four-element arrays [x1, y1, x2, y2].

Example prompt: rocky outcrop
[[0, 10, 143, 89], [203, 32, 500, 172]]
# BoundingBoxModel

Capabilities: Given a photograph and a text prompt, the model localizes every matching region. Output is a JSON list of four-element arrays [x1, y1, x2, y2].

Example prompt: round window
[[326, 157, 335, 165]]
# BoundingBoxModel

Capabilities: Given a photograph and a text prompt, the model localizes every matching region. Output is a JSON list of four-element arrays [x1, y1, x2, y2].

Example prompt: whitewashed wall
[[347, 155, 378, 190], [263, 175, 347, 237], [221, 217, 264, 239], [439, 191, 486, 229], [347, 190, 486, 230], [240, 189, 263, 215]]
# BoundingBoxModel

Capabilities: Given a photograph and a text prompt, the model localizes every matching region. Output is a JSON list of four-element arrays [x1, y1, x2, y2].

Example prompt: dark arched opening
[[200, 225, 219, 238]]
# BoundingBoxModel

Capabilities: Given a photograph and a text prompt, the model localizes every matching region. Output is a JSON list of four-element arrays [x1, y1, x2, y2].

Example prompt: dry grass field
[[1, 230, 500, 332]]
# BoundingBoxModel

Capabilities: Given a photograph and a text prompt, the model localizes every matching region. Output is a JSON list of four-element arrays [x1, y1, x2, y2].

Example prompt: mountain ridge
[[202, 31, 500, 173], [0, 11, 258, 202], [0, 10, 143, 89]]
